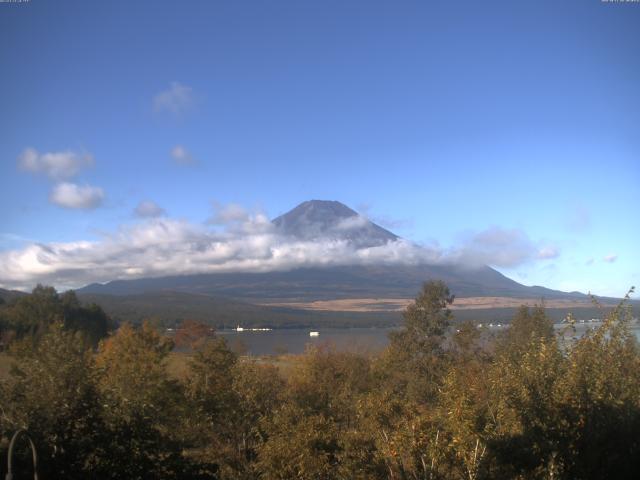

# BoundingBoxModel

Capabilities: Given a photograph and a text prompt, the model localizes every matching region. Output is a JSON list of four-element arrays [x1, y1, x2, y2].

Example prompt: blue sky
[[0, 0, 638, 296]]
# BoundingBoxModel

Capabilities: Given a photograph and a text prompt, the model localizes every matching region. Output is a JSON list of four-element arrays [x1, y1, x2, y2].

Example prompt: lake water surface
[[217, 322, 640, 356], [218, 327, 397, 356]]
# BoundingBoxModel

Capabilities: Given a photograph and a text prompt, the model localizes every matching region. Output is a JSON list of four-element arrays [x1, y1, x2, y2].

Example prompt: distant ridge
[[0, 287, 28, 303]]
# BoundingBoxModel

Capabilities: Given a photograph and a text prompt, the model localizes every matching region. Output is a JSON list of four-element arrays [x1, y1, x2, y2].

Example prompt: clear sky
[[0, 0, 638, 296]]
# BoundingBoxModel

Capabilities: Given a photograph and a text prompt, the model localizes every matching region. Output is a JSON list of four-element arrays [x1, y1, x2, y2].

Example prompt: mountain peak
[[272, 200, 398, 247], [279, 200, 358, 221]]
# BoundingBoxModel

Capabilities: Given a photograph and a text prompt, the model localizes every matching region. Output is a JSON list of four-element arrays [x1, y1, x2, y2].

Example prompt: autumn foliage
[[0, 282, 639, 479]]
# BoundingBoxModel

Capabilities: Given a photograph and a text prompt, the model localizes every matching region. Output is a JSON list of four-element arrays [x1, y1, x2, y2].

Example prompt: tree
[[224, 361, 286, 478], [257, 403, 341, 480], [437, 322, 494, 480], [174, 319, 215, 349], [185, 336, 238, 425], [182, 336, 238, 477], [1, 323, 105, 479], [257, 346, 384, 479], [94, 322, 188, 479], [6, 285, 62, 338], [2, 286, 111, 345], [487, 290, 640, 478], [401, 280, 454, 339], [498, 304, 554, 356], [384, 280, 455, 403], [551, 290, 640, 478], [61, 291, 112, 346]]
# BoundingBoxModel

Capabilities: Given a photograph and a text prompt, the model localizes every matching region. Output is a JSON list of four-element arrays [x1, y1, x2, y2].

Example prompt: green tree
[[61, 291, 112, 346], [497, 304, 554, 357], [383, 280, 454, 403], [2, 285, 111, 345], [1, 323, 105, 479], [6, 285, 62, 337]]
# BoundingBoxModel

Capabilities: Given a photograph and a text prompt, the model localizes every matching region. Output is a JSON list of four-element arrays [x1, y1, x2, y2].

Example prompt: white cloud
[[17, 147, 106, 210], [170, 145, 196, 165], [334, 215, 369, 231], [18, 148, 94, 180], [356, 204, 413, 231], [603, 254, 618, 263], [449, 226, 559, 268], [49, 182, 104, 210], [0, 206, 559, 290], [154, 82, 195, 115], [537, 246, 560, 260], [134, 200, 166, 218], [0, 215, 441, 290], [208, 203, 250, 225]]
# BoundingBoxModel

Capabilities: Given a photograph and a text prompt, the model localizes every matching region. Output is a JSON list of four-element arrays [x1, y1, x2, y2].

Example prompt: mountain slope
[[0, 287, 28, 303], [77, 200, 587, 302], [77, 263, 584, 301], [273, 200, 398, 247]]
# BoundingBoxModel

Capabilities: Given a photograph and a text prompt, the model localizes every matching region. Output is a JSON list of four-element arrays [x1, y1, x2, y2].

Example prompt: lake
[[216, 322, 640, 356], [218, 327, 397, 356]]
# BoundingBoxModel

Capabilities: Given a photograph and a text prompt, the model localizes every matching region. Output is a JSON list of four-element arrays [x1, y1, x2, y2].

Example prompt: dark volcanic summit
[[272, 200, 398, 248]]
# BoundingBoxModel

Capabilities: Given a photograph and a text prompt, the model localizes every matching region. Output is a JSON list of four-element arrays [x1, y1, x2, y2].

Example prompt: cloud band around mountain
[[0, 206, 559, 291]]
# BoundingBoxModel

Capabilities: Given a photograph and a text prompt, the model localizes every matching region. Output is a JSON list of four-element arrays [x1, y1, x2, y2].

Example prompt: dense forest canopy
[[0, 282, 638, 479], [0, 285, 113, 347]]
